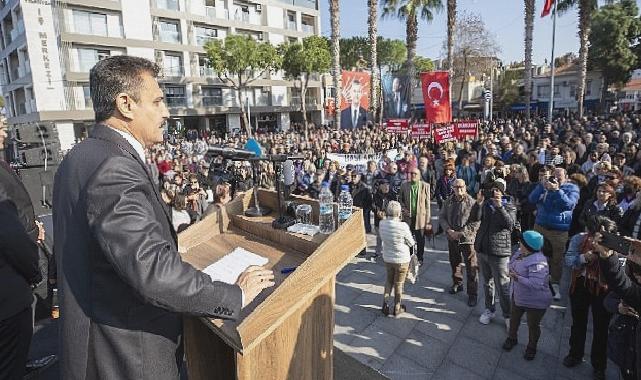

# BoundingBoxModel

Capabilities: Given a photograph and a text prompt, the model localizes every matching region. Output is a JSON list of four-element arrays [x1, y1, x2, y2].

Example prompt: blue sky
[[319, 0, 641, 66]]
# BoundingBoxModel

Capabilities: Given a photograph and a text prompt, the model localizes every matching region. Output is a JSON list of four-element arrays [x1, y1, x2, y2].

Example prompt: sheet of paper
[[202, 247, 269, 284]]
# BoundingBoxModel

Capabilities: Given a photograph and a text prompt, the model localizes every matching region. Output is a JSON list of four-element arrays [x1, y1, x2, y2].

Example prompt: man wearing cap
[[400, 165, 431, 265], [474, 180, 518, 330], [440, 179, 481, 306], [529, 166, 579, 301]]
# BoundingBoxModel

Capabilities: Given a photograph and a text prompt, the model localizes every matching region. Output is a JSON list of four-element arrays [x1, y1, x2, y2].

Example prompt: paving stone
[[459, 315, 509, 348], [432, 359, 487, 380], [336, 283, 362, 305], [493, 367, 530, 380], [393, 329, 449, 371], [379, 353, 433, 380], [413, 312, 464, 344], [334, 303, 378, 336], [373, 312, 420, 340], [448, 336, 501, 377], [497, 348, 557, 380], [346, 323, 404, 370]]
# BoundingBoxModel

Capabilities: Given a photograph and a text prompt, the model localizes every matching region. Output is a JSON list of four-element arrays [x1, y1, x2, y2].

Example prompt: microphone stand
[[271, 160, 297, 229], [244, 159, 271, 217]]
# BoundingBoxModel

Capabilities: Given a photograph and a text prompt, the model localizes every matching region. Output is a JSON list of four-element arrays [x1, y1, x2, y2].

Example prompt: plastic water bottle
[[319, 182, 335, 234], [337, 184, 353, 226]]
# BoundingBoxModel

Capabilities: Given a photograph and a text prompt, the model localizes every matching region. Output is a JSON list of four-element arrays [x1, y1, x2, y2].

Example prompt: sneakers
[[505, 318, 511, 333], [552, 283, 561, 301], [479, 309, 495, 325], [562, 354, 584, 368], [502, 337, 517, 351], [524, 347, 537, 361], [449, 284, 464, 294]]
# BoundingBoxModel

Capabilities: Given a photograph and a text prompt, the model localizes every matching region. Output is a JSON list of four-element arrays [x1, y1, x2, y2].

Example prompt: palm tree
[[446, 0, 456, 74], [382, 0, 443, 117], [368, 0, 379, 121], [524, 0, 535, 120], [558, 0, 598, 118], [329, 0, 341, 128]]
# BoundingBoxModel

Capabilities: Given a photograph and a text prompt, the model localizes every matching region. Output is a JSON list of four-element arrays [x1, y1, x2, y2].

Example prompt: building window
[[82, 84, 92, 108], [73, 10, 107, 36], [194, 26, 218, 46], [202, 86, 222, 106], [554, 85, 560, 96], [165, 85, 186, 107], [156, 0, 179, 11], [162, 53, 183, 77], [537, 85, 549, 98], [586, 80, 592, 96], [159, 19, 180, 44], [77, 48, 111, 72]]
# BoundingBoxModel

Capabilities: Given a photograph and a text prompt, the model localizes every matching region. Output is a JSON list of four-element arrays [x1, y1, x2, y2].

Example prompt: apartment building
[[0, 0, 323, 151]]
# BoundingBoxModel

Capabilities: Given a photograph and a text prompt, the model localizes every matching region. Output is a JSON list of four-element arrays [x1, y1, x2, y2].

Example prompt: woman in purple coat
[[502, 230, 553, 360]]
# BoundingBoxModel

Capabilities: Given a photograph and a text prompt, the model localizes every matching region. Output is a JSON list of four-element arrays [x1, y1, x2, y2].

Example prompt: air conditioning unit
[[262, 86, 270, 92], [257, 32, 264, 41], [255, 4, 262, 12], [192, 84, 201, 93], [562, 81, 568, 86]]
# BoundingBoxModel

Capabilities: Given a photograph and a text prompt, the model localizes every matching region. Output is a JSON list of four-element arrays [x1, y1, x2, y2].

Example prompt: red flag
[[420, 71, 451, 124], [541, 0, 554, 17]]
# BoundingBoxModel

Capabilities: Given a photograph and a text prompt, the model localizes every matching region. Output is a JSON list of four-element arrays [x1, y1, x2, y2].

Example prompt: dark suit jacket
[[0, 162, 41, 321], [340, 106, 368, 129], [53, 125, 242, 380]]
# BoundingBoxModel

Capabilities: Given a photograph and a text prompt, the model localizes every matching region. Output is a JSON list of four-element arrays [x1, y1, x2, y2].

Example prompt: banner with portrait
[[381, 70, 411, 120], [340, 71, 371, 129], [420, 71, 452, 123]]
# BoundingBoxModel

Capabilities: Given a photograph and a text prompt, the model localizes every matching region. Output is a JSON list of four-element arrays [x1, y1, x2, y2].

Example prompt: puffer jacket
[[528, 182, 580, 232], [509, 249, 552, 309], [473, 201, 517, 257]]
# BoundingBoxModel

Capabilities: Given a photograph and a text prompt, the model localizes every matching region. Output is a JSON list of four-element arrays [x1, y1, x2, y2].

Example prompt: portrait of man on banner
[[421, 71, 452, 123], [340, 71, 370, 129], [382, 71, 410, 119]]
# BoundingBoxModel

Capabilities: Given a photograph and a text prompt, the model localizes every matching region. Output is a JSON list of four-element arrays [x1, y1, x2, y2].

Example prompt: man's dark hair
[[89, 56, 161, 122], [586, 215, 617, 235]]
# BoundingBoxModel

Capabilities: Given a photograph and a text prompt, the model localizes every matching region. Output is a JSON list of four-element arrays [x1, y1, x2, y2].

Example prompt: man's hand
[[491, 195, 503, 208], [546, 180, 560, 191], [592, 232, 614, 259], [35, 220, 45, 243], [619, 302, 640, 318], [236, 266, 275, 307]]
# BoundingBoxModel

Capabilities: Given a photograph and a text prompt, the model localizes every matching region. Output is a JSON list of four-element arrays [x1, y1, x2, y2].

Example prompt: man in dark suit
[[0, 124, 43, 379], [53, 56, 274, 380], [384, 77, 408, 119], [340, 78, 368, 129]]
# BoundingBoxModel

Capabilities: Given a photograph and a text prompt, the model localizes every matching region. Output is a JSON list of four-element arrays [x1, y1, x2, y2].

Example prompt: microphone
[[207, 146, 256, 160], [283, 160, 295, 187]]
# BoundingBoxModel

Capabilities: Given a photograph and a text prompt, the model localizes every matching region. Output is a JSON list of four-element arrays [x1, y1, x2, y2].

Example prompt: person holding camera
[[578, 183, 623, 232], [562, 215, 615, 380], [474, 180, 518, 329], [529, 166, 580, 301], [185, 174, 209, 222]]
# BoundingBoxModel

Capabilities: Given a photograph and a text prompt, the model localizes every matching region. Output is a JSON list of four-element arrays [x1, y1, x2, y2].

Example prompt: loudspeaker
[[18, 165, 58, 217], [12, 124, 59, 144], [17, 143, 61, 167]]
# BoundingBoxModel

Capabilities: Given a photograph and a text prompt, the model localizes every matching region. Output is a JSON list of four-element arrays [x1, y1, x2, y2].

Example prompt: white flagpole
[[548, 0, 558, 122]]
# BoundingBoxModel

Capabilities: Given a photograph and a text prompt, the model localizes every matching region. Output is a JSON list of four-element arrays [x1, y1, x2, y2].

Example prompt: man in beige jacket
[[400, 165, 431, 265]]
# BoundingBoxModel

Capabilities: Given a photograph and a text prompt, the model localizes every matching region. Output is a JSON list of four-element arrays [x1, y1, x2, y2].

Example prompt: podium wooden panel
[[178, 189, 366, 380]]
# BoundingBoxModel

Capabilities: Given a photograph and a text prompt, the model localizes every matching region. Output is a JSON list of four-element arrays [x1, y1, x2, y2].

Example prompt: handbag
[[406, 244, 419, 284], [607, 313, 638, 377]]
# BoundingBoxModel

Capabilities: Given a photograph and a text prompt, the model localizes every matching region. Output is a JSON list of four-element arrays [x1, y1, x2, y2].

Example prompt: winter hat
[[521, 230, 544, 252], [491, 178, 507, 193]]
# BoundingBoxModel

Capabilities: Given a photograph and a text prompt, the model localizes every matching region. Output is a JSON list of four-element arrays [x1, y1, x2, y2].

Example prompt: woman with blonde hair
[[379, 201, 416, 317]]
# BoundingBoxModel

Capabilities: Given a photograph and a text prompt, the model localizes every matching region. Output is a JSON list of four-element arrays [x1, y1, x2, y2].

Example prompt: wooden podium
[[178, 189, 366, 380]]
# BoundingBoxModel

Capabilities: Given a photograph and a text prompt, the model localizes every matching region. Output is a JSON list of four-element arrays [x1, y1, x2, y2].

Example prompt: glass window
[[165, 85, 185, 106], [82, 84, 92, 108], [159, 20, 180, 43], [195, 26, 217, 45], [73, 10, 107, 36], [163, 54, 182, 76], [78, 49, 98, 71], [202, 87, 222, 106], [586, 80, 592, 96]]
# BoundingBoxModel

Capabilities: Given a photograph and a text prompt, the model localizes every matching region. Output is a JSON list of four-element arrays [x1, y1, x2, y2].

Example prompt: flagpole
[[548, 0, 557, 122]]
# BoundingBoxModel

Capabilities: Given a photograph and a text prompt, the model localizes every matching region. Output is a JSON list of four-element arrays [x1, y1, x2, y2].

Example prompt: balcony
[[286, 21, 297, 31], [162, 66, 184, 77], [159, 30, 181, 44], [166, 96, 186, 107], [17, 102, 26, 115], [29, 99, 36, 113], [199, 66, 215, 77], [202, 96, 222, 107], [206, 6, 229, 19], [234, 12, 250, 23], [155, 0, 179, 11], [302, 23, 314, 34], [195, 35, 217, 46]]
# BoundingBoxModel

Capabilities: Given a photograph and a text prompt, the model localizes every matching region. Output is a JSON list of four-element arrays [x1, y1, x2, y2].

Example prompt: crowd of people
[[147, 113, 641, 380]]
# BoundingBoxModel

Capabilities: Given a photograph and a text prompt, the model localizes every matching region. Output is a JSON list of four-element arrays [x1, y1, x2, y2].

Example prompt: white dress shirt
[[109, 127, 146, 162]]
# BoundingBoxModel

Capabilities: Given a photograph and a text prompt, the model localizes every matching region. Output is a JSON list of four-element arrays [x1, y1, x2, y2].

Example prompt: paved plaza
[[334, 224, 621, 380]]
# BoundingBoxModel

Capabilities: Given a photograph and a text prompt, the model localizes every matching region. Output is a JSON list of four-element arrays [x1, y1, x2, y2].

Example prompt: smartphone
[[501, 195, 510, 205], [600, 231, 632, 255]]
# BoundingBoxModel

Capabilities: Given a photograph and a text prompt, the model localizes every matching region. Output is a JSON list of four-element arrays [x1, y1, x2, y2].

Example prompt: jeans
[[568, 279, 611, 371], [479, 253, 511, 318], [375, 226, 382, 255], [0, 307, 33, 380], [410, 228, 426, 263], [383, 262, 410, 308], [363, 208, 372, 234], [534, 225, 569, 284], [448, 241, 479, 297], [508, 300, 547, 349]]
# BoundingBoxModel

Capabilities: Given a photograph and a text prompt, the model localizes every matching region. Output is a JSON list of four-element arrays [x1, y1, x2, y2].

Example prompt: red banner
[[421, 71, 452, 124], [454, 121, 479, 140], [386, 119, 410, 133], [411, 123, 432, 138], [434, 124, 457, 144]]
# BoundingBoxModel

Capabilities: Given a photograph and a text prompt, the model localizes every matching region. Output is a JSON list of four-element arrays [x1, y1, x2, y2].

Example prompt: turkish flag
[[541, 0, 554, 17], [421, 71, 451, 124]]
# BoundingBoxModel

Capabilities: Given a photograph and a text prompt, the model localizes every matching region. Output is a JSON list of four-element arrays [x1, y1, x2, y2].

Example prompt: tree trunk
[[457, 54, 467, 117], [378, 65, 384, 126], [237, 74, 251, 137], [368, 0, 378, 122], [577, 0, 592, 118], [406, 13, 418, 120], [301, 75, 309, 137], [447, 0, 456, 102], [524, 0, 534, 120], [330, 0, 341, 129]]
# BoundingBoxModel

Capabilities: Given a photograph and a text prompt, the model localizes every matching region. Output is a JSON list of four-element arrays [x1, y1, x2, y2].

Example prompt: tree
[[448, 11, 500, 116], [339, 37, 368, 70], [382, 0, 443, 107], [588, 0, 641, 111], [447, 0, 456, 87], [369, 0, 379, 118], [330, 0, 341, 128], [497, 68, 524, 113], [204, 35, 281, 136], [558, 0, 598, 118], [414, 56, 434, 73], [281, 36, 331, 135], [523, 0, 535, 120], [554, 52, 578, 68]]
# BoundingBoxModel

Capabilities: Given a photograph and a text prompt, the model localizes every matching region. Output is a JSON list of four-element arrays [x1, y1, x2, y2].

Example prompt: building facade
[[531, 64, 603, 116], [0, 0, 323, 152]]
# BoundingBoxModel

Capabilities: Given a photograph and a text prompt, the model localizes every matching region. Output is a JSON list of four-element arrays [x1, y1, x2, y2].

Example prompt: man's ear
[[115, 92, 135, 120]]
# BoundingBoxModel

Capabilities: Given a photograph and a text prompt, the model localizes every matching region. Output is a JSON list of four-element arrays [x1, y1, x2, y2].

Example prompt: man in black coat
[[53, 56, 274, 380], [0, 126, 43, 379]]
